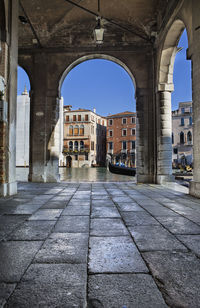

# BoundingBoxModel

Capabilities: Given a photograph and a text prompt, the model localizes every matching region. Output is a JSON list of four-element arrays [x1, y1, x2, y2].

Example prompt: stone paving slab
[[0, 241, 42, 282], [6, 264, 87, 308], [0, 283, 16, 307], [117, 202, 145, 212], [143, 251, 200, 308], [177, 235, 200, 257], [121, 212, 159, 226], [129, 225, 188, 251], [140, 205, 178, 216], [89, 236, 148, 273], [54, 216, 89, 233], [156, 216, 200, 234], [7, 220, 56, 241], [88, 274, 167, 308], [91, 206, 120, 218], [68, 200, 90, 206], [0, 215, 29, 240], [28, 209, 62, 221], [34, 233, 89, 264], [10, 203, 42, 214], [90, 218, 129, 236], [62, 205, 90, 216], [91, 200, 115, 207], [41, 201, 67, 209]]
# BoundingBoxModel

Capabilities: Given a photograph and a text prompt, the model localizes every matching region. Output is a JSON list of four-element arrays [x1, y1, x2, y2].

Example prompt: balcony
[[64, 134, 90, 140], [63, 147, 90, 155]]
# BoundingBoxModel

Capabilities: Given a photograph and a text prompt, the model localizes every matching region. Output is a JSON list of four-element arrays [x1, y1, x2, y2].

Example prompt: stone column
[[29, 54, 60, 183], [0, 0, 18, 196], [189, 1, 200, 197], [156, 84, 173, 184], [136, 88, 155, 183]]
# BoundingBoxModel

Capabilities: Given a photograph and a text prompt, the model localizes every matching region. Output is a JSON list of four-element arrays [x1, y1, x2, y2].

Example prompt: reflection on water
[[16, 167, 135, 182]]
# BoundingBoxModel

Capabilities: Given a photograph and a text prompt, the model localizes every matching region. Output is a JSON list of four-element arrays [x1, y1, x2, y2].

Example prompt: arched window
[[74, 125, 79, 136], [69, 125, 73, 136], [80, 141, 84, 150], [74, 141, 78, 151], [80, 125, 84, 136], [187, 131, 192, 143], [172, 133, 174, 144], [180, 132, 184, 144], [69, 141, 73, 150]]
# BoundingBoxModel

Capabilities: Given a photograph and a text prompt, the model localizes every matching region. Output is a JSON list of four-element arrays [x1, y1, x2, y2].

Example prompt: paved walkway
[[0, 182, 200, 307]]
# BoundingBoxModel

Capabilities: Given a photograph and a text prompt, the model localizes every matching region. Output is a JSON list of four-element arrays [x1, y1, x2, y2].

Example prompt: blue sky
[[17, 30, 191, 114]]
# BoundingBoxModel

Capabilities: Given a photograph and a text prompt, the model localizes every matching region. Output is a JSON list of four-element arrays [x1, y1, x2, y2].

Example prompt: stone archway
[[156, 19, 189, 184]]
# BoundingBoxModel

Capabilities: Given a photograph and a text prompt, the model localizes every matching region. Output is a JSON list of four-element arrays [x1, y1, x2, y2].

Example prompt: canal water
[[16, 167, 135, 182]]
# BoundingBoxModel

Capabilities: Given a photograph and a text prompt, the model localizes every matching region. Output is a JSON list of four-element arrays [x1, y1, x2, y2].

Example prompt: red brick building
[[106, 111, 136, 167]]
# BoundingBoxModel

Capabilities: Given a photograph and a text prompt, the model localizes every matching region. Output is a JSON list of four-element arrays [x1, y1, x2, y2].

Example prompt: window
[[109, 130, 113, 137], [91, 125, 94, 134], [74, 125, 79, 136], [122, 141, 127, 150], [85, 153, 88, 160], [102, 120, 104, 126], [190, 107, 192, 113], [78, 115, 81, 121], [131, 141, 135, 150], [75, 154, 78, 161], [122, 118, 127, 124], [131, 117, 135, 124], [181, 118, 184, 126], [74, 141, 78, 151], [122, 129, 127, 136], [131, 129, 136, 136], [131, 153, 135, 166], [85, 114, 88, 121], [180, 132, 184, 144], [187, 131, 192, 143], [69, 141, 73, 150], [69, 125, 73, 136], [189, 117, 192, 126], [181, 107, 185, 114], [66, 115, 69, 122], [80, 140, 84, 150], [109, 119, 113, 125], [109, 142, 113, 150], [91, 141, 94, 151], [173, 148, 178, 154], [172, 133, 174, 144], [73, 115, 76, 121], [80, 125, 84, 136], [98, 119, 100, 124]]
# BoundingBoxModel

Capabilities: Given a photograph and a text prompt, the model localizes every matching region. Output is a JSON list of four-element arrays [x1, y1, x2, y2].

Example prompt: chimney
[[65, 105, 72, 111], [93, 108, 96, 113]]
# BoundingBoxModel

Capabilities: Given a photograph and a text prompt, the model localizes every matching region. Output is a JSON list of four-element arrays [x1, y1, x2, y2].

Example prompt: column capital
[[157, 83, 174, 92]]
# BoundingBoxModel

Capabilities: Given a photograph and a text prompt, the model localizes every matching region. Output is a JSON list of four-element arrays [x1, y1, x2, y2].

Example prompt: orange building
[[106, 111, 136, 167]]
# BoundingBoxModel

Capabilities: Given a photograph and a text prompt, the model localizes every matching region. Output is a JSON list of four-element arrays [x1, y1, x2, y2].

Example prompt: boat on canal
[[108, 162, 136, 176]]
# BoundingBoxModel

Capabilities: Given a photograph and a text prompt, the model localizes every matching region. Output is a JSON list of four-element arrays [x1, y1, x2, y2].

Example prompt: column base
[[136, 174, 154, 183], [0, 182, 17, 196], [29, 172, 60, 183], [156, 174, 174, 185], [189, 181, 200, 198]]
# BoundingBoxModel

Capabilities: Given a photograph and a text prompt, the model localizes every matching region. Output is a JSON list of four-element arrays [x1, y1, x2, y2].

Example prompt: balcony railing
[[63, 147, 90, 155]]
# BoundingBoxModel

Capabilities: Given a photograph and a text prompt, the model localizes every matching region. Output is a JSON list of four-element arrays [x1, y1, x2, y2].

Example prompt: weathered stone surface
[[8, 220, 56, 241], [140, 205, 178, 216], [91, 200, 115, 207], [117, 202, 144, 212], [90, 218, 129, 236], [0, 241, 42, 282], [177, 235, 200, 257], [0, 215, 29, 240], [112, 196, 133, 203], [129, 226, 187, 251], [89, 236, 148, 273], [41, 201, 67, 209], [156, 216, 200, 234], [68, 200, 90, 206], [0, 283, 16, 307], [121, 212, 159, 226], [11, 203, 42, 214], [143, 251, 200, 308], [7, 264, 87, 308], [34, 233, 88, 264], [55, 216, 89, 233], [88, 274, 167, 308], [62, 205, 90, 216], [28, 209, 62, 220], [91, 206, 120, 218]]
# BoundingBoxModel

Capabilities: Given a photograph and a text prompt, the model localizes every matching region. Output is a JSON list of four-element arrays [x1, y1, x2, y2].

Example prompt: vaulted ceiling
[[18, 0, 170, 50]]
